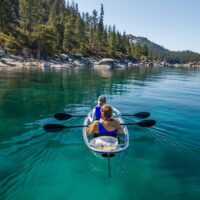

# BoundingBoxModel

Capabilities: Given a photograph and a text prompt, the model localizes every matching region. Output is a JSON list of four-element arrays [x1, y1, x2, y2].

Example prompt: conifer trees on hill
[[0, 0, 200, 63]]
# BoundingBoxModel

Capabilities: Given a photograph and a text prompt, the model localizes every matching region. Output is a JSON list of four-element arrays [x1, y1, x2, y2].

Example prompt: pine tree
[[96, 4, 104, 54], [19, 0, 41, 34], [63, 15, 75, 53], [89, 9, 98, 54], [31, 24, 56, 59], [48, 0, 65, 50], [74, 14, 86, 52], [0, 0, 18, 32], [108, 25, 116, 56]]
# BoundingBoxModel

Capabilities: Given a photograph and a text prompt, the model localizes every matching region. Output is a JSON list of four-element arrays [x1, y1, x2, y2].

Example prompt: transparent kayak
[[82, 109, 129, 154]]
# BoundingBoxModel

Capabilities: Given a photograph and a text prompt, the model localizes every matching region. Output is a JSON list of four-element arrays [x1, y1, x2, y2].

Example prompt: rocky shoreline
[[1, 53, 200, 69], [0, 54, 91, 68]]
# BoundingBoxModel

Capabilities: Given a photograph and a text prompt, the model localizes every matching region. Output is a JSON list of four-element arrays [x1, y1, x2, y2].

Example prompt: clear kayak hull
[[82, 109, 129, 154]]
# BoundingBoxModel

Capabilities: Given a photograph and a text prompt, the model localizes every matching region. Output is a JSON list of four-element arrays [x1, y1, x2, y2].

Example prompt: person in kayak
[[88, 95, 120, 123], [87, 104, 123, 136]]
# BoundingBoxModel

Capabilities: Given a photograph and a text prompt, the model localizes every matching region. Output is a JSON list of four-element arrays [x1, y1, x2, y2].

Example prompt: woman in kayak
[[88, 95, 120, 123], [87, 104, 123, 136]]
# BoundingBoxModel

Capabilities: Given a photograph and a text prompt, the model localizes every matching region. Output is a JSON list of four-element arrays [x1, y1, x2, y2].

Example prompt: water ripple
[[148, 127, 200, 160]]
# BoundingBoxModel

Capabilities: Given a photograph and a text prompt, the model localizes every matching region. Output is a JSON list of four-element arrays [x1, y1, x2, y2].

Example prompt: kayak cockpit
[[82, 109, 129, 154]]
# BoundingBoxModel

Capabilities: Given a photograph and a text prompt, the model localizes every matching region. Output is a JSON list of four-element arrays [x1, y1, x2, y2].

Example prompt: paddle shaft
[[54, 112, 150, 120], [66, 122, 154, 128], [61, 114, 149, 117], [65, 122, 153, 128], [108, 154, 111, 178], [43, 119, 156, 132]]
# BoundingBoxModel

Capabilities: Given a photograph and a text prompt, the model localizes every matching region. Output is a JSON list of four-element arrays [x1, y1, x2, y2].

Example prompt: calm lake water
[[0, 66, 200, 200]]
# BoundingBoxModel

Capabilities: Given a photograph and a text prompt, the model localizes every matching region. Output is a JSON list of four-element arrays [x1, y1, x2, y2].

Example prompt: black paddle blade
[[133, 112, 150, 118], [43, 124, 66, 132], [102, 153, 115, 158], [54, 113, 72, 120], [137, 119, 156, 127]]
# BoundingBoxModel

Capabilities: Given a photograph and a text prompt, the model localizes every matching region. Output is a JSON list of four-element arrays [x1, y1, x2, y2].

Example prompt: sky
[[72, 0, 200, 53]]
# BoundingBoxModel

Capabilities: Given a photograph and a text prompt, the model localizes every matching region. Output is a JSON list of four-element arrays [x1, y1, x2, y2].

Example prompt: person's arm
[[88, 108, 96, 123], [88, 114, 93, 123], [115, 120, 124, 134], [87, 121, 98, 135], [112, 107, 121, 118]]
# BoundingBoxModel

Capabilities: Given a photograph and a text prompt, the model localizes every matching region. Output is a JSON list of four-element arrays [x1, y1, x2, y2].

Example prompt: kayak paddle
[[43, 119, 156, 132], [54, 112, 150, 120]]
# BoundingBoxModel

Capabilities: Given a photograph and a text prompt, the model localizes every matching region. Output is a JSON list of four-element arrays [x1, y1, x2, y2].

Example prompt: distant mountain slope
[[128, 34, 169, 53], [128, 34, 200, 63]]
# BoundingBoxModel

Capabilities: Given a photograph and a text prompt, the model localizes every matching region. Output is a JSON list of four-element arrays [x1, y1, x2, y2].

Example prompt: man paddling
[[87, 104, 123, 136], [88, 95, 120, 123]]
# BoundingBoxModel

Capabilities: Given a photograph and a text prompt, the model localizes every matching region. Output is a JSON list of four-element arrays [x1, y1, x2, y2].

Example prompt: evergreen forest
[[1, 0, 200, 63]]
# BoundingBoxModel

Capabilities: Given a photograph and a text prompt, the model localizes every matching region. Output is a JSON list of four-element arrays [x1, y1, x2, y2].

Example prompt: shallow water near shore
[[0, 66, 200, 200]]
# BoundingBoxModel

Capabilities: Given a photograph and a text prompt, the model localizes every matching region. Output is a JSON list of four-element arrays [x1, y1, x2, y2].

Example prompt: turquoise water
[[0, 66, 200, 200]]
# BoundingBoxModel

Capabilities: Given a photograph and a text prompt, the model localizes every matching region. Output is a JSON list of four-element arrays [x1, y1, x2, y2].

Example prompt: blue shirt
[[98, 121, 118, 136], [95, 106, 101, 120]]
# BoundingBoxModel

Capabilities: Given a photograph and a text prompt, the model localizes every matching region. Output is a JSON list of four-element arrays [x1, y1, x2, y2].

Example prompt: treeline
[[150, 49, 200, 64], [0, 0, 148, 59], [0, 0, 200, 63]]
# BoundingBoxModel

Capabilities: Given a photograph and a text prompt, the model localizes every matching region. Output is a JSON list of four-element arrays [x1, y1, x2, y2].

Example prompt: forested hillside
[[1, 0, 200, 63]]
